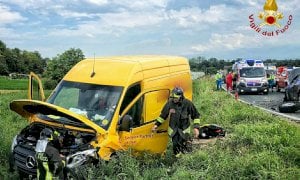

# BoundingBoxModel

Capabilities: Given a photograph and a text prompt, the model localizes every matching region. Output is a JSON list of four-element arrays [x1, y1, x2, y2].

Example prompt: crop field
[[0, 76, 28, 90], [0, 77, 299, 179]]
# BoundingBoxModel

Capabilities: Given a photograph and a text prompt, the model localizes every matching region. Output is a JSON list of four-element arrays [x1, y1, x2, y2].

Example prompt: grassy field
[[0, 76, 28, 90], [0, 77, 299, 179]]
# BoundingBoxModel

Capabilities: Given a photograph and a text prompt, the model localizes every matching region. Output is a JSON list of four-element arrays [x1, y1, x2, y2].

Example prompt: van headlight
[[11, 135, 18, 152], [66, 149, 98, 168], [239, 78, 246, 84], [262, 78, 268, 84]]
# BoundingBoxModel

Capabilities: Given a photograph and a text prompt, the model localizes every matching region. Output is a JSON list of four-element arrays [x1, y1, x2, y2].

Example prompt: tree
[[0, 58, 9, 75], [22, 51, 46, 74], [0, 41, 9, 75], [44, 48, 85, 83]]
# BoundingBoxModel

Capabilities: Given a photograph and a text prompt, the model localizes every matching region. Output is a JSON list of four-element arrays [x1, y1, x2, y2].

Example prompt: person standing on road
[[215, 71, 223, 90], [226, 71, 233, 93], [152, 87, 201, 157], [267, 73, 275, 92]]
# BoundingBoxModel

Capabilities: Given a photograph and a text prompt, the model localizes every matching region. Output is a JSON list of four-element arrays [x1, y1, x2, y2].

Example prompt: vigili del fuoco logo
[[249, 0, 293, 36]]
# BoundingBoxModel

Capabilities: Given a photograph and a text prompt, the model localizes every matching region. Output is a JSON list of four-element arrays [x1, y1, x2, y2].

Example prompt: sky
[[0, 0, 299, 60]]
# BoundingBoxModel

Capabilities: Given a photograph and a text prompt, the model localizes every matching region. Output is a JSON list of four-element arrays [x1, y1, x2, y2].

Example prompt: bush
[[43, 78, 57, 90]]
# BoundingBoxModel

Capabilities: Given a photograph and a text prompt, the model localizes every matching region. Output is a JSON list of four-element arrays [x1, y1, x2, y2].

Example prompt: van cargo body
[[9, 56, 193, 178]]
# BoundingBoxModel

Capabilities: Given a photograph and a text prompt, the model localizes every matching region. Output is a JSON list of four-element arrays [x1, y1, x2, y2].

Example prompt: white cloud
[[191, 33, 261, 52], [84, 0, 108, 6], [101, 11, 165, 28], [234, 0, 260, 7], [55, 9, 97, 19], [168, 4, 238, 28], [3, 0, 169, 12], [47, 10, 166, 38], [1, 0, 299, 59], [113, 0, 169, 10], [0, 4, 26, 25], [234, 0, 300, 12], [2, 0, 54, 9]]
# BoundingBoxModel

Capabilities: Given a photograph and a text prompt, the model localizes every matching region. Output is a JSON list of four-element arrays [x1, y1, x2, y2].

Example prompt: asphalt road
[[237, 90, 300, 122]]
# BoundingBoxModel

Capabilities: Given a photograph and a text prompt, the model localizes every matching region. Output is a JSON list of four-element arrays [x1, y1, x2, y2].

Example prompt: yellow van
[[9, 55, 192, 178]]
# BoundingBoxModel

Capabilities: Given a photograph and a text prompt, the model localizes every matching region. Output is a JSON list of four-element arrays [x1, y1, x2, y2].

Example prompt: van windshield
[[240, 67, 265, 78], [47, 80, 123, 130]]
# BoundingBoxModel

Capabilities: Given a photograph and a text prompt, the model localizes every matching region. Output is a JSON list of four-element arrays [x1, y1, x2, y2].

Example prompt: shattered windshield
[[240, 67, 265, 78], [47, 80, 123, 129]]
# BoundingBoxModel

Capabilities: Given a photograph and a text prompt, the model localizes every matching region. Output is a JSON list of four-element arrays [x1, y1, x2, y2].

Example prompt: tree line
[[0, 40, 84, 89], [1, 39, 299, 88], [0, 40, 47, 75]]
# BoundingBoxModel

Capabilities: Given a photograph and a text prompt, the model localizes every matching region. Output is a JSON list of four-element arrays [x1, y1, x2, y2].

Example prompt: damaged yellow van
[[9, 55, 192, 178]]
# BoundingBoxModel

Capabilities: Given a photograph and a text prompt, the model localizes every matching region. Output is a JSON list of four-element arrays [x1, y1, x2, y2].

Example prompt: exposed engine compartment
[[16, 123, 96, 156], [11, 122, 96, 177]]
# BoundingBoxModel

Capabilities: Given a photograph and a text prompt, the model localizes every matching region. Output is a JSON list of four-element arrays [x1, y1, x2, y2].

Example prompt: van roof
[[63, 55, 189, 86]]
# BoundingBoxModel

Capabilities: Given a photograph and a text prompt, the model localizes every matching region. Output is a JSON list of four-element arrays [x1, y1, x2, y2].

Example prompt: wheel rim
[[282, 102, 295, 107]]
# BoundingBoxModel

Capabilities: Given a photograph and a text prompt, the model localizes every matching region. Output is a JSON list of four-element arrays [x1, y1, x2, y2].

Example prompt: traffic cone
[[235, 91, 239, 100]]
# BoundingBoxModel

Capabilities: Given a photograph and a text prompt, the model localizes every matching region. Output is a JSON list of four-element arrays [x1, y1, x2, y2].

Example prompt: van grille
[[247, 82, 261, 87], [13, 144, 37, 175]]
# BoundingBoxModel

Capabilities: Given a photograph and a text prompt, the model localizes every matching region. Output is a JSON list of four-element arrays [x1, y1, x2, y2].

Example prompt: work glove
[[151, 125, 158, 132]]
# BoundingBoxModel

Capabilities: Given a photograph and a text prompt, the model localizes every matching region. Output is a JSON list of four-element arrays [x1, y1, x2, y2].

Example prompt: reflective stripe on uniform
[[168, 127, 173, 136], [42, 162, 53, 180], [193, 118, 200, 124], [37, 165, 40, 178], [183, 126, 191, 134], [156, 117, 165, 124], [170, 93, 180, 98]]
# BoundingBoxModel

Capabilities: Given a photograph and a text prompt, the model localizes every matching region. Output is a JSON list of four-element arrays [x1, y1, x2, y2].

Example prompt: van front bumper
[[237, 83, 269, 93]]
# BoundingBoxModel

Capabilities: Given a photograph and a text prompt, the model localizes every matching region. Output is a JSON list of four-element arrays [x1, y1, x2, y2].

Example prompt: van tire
[[278, 102, 297, 113]]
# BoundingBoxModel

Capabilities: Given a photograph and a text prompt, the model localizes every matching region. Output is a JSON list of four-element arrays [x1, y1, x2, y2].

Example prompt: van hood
[[10, 99, 106, 134]]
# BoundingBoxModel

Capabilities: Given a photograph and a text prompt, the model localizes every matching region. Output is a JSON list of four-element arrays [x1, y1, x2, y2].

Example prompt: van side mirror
[[118, 115, 133, 132]]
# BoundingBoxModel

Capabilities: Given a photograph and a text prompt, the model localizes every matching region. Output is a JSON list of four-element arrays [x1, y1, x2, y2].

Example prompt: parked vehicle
[[9, 56, 193, 179], [233, 59, 269, 94], [278, 68, 300, 113]]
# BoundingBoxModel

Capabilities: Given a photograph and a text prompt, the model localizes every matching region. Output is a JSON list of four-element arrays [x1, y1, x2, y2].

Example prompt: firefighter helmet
[[170, 87, 184, 99], [40, 128, 53, 141]]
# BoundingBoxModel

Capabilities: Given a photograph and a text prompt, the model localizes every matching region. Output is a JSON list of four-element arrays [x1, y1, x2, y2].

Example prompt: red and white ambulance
[[233, 59, 269, 94]]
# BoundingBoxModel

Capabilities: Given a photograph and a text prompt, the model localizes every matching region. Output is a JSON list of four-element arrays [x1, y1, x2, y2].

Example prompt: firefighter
[[152, 87, 201, 156], [35, 128, 65, 180]]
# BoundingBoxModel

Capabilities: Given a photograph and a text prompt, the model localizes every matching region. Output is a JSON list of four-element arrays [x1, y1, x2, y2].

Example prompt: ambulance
[[232, 59, 269, 94]]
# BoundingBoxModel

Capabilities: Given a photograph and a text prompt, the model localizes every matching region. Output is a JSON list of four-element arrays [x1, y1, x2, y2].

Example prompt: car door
[[118, 89, 170, 154], [28, 72, 45, 101]]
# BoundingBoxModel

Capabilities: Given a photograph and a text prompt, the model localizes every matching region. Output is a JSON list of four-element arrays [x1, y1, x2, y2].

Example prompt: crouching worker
[[152, 87, 201, 157], [35, 128, 65, 180]]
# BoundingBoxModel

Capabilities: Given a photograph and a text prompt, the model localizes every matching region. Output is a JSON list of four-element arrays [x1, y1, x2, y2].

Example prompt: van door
[[118, 89, 170, 154], [28, 72, 45, 101]]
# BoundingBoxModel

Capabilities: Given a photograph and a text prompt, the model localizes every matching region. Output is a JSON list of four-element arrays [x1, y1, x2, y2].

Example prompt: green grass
[[0, 76, 28, 90], [0, 76, 299, 179]]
